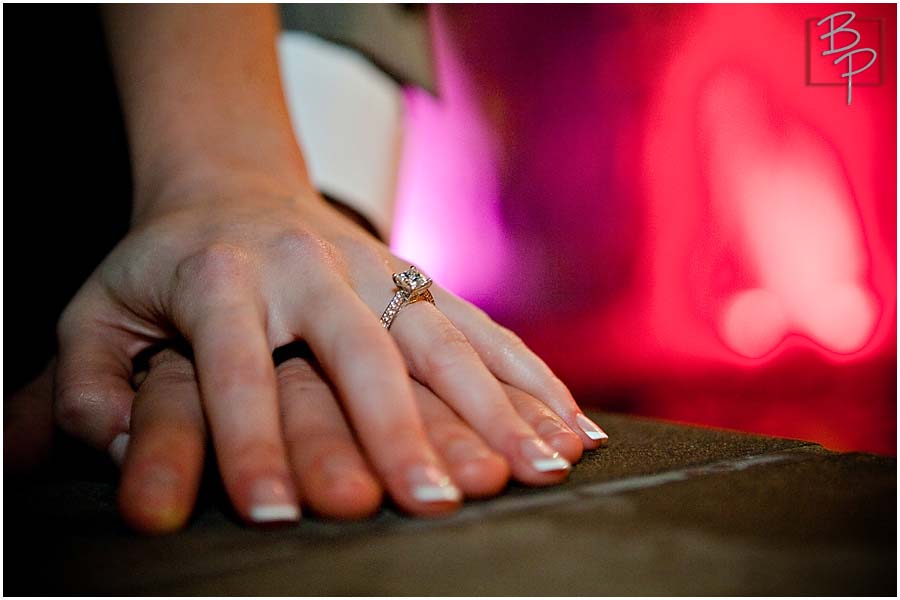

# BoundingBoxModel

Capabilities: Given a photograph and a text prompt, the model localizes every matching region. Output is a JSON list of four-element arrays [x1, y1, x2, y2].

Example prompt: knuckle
[[270, 229, 353, 289], [343, 236, 390, 271], [54, 382, 101, 435], [273, 228, 339, 265], [176, 243, 253, 291]]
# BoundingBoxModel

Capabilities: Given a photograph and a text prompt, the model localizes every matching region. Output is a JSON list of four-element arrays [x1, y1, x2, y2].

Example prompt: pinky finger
[[435, 289, 609, 449], [118, 349, 207, 534]]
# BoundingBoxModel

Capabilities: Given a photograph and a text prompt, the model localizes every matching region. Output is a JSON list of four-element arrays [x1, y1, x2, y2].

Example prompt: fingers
[[504, 384, 583, 464], [291, 275, 461, 515], [55, 288, 136, 453], [118, 349, 206, 534], [277, 355, 382, 520], [173, 247, 300, 524], [390, 302, 573, 486], [435, 288, 608, 448], [188, 298, 301, 523], [414, 380, 510, 499]]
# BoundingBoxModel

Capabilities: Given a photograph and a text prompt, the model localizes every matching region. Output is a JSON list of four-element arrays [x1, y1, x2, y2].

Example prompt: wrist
[[103, 5, 313, 224], [130, 127, 321, 223], [131, 164, 320, 226]]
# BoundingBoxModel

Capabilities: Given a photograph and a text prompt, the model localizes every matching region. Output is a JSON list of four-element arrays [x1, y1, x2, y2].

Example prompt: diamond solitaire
[[381, 266, 436, 329], [392, 266, 432, 297]]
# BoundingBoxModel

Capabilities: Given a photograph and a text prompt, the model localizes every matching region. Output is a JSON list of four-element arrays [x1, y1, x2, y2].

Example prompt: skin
[[46, 5, 608, 533]]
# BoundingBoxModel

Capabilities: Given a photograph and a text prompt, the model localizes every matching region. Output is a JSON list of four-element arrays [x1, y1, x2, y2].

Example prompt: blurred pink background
[[392, 4, 897, 455]]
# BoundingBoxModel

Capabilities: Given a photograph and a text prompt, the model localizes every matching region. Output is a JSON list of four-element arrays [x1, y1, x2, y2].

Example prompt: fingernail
[[108, 432, 130, 467], [576, 413, 609, 441], [408, 465, 462, 503], [521, 438, 571, 472], [249, 478, 300, 523]]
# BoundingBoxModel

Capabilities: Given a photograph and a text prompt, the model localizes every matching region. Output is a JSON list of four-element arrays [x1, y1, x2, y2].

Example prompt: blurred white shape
[[700, 70, 878, 356], [279, 31, 403, 240]]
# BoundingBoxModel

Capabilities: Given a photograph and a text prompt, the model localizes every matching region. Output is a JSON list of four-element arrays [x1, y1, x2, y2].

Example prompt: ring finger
[[435, 287, 609, 449]]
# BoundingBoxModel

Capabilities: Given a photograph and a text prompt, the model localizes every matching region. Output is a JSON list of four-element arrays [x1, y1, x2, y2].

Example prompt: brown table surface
[[4, 411, 895, 595]]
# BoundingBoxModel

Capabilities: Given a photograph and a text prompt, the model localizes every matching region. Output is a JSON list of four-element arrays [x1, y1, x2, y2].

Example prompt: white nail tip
[[576, 414, 608, 441], [532, 456, 571, 472], [250, 504, 301, 523], [413, 484, 462, 503], [108, 433, 130, 467]]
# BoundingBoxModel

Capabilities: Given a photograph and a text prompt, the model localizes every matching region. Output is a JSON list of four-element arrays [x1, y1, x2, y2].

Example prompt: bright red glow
[[394, 5, 896, 455], [699, 69, 879, 357], [637, 5, 894, 371]]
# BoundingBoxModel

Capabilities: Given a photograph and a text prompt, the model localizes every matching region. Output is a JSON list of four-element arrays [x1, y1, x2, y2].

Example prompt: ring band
[[380, 266, 435, 330]]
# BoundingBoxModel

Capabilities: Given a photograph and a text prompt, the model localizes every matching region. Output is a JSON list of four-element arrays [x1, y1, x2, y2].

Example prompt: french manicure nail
[[521, 438, 571, 472], [249, 477, 300, 523], [576, 413, 609, 441], [408, 465, 462, 503], [108, 432, 130, 467]]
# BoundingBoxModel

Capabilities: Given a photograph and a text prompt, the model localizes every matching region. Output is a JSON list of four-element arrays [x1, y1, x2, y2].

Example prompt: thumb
[[55, 302, 137, 461]]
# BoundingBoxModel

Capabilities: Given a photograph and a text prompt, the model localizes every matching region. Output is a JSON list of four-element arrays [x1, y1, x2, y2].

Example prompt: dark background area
[[4, 5, 131, 393]]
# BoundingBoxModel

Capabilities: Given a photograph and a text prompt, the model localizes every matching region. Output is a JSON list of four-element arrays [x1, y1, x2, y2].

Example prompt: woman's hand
[[50, 5, 610, 529], [121, 344, 589, 533], [55, 183, 608, 525]]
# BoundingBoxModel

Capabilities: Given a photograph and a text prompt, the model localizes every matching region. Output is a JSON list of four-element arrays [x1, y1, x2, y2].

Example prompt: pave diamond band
[[380, 289, 435, 329], [380, 266, 435, 329]]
